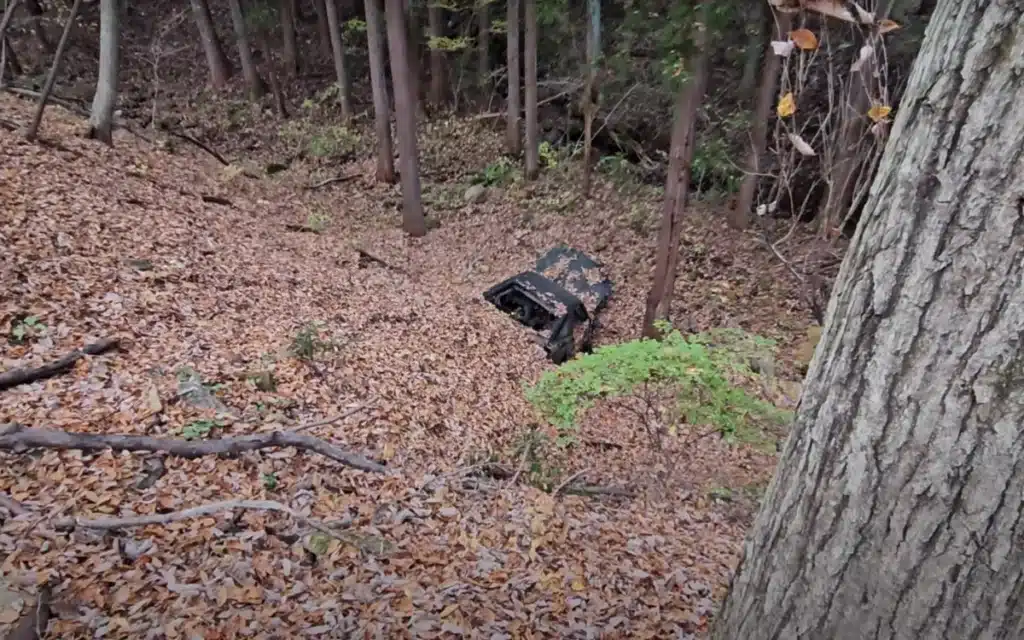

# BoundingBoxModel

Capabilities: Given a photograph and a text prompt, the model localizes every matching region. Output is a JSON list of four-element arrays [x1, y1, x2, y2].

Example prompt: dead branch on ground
[[25, 0, 82, 142], [165, 129, 230, 165], [355, 248, 407, 274], [0, 338, 120, 392], [293, 403, 372, 433], [562, 484, 635, 498], [0, 423, 387, 473], [306, 173, 359, 190]]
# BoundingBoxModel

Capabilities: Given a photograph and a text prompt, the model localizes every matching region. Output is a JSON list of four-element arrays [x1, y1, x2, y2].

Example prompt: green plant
[[510, 426, 562, 491], [525, 324, 791, 448], [291, 321, 329, 361], [426, 35, 471, 52], [538, 141, 558, 169], [306, 209, 331, 233], [9, 315, 46, 343], [182, 419, 221, 440], [261, 472, 278, 490], [474, 156, 518, 186]]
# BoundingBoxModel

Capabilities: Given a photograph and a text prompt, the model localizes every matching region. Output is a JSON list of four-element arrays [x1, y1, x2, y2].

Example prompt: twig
[[472, 84, 583, 120], [305, 173, 359, 190], [552, 468, 590, 496], [293, 403, 372, 433], [355, 248, 407, 274], [165, 129, 230, 165], [0, 423, 387, 473], [0, 338, 120, 392], [55, 499, 349, 543], [4, 85, 88, 117], [562, 484, 635, 498], [201, 194, 233, 206]]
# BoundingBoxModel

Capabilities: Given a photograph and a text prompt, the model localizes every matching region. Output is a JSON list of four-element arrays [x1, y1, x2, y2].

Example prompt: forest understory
[[0, 7, 840, 637]]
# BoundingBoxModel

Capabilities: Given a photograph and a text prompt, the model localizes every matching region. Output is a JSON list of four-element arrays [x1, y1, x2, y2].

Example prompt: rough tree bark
[[476, 0, 488, 92], [734, 10, 791, 229], [312, 0, 334, 56], [580, 0, 599, 197], [226, 0, 266, 100], [384, 0, 427, 237], [324, 0, 353, 119], [713, 3, 1024, 638], [641, 12, 710, 337], [87, 0, 120, 145], [427, 0, 445, 107], [505, 0, 520, 154], [190, 0, 231, 87], [279, 0, 299, 75], [364, 0, 395, 183], [522, 0, 537, 179], [737, 3, 766, 102]]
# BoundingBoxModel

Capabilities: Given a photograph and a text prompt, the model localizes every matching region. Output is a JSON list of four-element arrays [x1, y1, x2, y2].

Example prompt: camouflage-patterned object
[[483, 246, 612, 364]]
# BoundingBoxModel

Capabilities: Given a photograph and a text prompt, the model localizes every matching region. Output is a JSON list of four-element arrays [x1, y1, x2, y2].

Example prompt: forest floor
[[0, 86, 835, 638]]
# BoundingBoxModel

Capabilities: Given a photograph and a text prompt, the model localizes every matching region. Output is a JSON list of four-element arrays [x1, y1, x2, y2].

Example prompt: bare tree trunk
[[580, 0, 599, 197], [404, 0, 424, 118], [641, 11, 710, 337], [0, 0, 23, 83], [384, 0, 426, 237], [733, 10, 791, 229], [87, 0, 119, 145], [312, 0, 333, 57], [476, 0, 488, 93], [190, 0, 232, 87], [324, 0, 352, 119], [25, 0, 80, 142], [227, 0, 266, 100], [427, 1, 445, 107], [522, 0, 537, 179], [714, 3, 1024, 637], [365, 0, 394, 183], [22, 0, 51, 53], [0, 0, 21, 44], [279, 0, 299, 75], [505, 0, 520, 154], [737, 3, 766, 103]]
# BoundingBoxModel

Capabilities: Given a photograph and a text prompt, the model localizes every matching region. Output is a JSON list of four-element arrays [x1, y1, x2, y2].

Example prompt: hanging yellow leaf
[[878, 19, 901, 34], [789, 28, 819, 50], [777, 92, 796, 118], [867, 104, 892, 122]]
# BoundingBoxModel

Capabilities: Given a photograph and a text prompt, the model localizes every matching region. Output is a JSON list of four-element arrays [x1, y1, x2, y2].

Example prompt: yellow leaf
[[867, 104, 892, 122], [777, 92, 796, 118], [381, 442, 395, 461], [789, 28, 818, 50], [571, 577, 586, 592], [878, 19, 901, 34]]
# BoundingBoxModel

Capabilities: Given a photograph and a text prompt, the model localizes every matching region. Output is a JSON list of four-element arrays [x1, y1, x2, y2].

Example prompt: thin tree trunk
[[427, 1, 444, 107], [384, 0, 426, 237], [279, 0, 299, 75], [738, 4, 766, 102], [734, 10, 791, 229], [227, 0, 266, 100], [476, 0, 488, 93], [580, 0, 599, 197], [505, 0, 520, 154], [0, 0, 21, 43], [25, 0, 80, 142], [522, 0, 537, 179], [641, 10, 710, 336], [404, 0, 424, 118], [324, 0, 352, 118], [714, 3, 1024, 637], [190, 0, 231, 87], [87, 0, 119, 145], [364, 0, 394, 183], [312, 0, 333, 56]]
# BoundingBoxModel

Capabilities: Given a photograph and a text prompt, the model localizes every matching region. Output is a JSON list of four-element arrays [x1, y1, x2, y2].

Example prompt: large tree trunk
[[324, 0, 352, 119], [364, 0, 394, 183], [476, 1, 488, 93], [737, 3, 765, 103], [279, 0, 299, 75], [522, 0, 537, 179], [226, 0, 266, 100], [190, 0, 231, 87], [505, 0, 520, 155], [733, 10, 790, 229], [384, 0, 426, 237], [312, 0, 333, 57], [87, 0, 119, 145], [580, 0, 599, 197], [713, 3, 1024, 638], [427, 1, 445, 107], [641, 12, 710, 337]]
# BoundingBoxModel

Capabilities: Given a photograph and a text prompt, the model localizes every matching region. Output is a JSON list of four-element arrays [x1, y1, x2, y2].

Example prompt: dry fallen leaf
[[777, 92, 797, 118], [867, 104, 892, 122], [878, 18, 901, 34], [787, 133, 816, 157], [770, 40, 795, 57]]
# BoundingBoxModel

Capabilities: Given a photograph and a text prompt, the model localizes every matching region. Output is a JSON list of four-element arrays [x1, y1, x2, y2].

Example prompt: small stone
[[464, 184, 487, 204], [438, 507, 459, 519]]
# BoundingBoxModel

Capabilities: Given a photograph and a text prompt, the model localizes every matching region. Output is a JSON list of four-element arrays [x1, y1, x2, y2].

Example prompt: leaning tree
[[713, 0, 1024, 638]]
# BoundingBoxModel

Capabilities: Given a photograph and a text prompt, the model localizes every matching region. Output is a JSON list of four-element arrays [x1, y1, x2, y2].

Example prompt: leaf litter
[[0, 93, 832, 638]]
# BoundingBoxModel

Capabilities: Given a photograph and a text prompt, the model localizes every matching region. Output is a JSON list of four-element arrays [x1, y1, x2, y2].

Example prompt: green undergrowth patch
[[525, 323, 792, 451]]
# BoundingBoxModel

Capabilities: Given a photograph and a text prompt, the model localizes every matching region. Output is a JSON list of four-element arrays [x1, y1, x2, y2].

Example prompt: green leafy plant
[[9, 315, 46, 344], [261, 472, 278, 490], [426, 35, 471, 52], [306, 209, 331, 233], [473, 156, 517, 186], [525, 324, 791, 448], [538, 141, 558, 169], [291, 321, 329, 361], [182, 419, 221, 440]]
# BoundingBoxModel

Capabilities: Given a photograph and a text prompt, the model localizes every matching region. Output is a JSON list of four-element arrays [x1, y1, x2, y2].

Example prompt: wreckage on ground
[[483, 246, 612, 364]]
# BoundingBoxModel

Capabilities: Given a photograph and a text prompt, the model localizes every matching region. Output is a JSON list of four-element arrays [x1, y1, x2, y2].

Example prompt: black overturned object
[[483, 246, 612, 364]]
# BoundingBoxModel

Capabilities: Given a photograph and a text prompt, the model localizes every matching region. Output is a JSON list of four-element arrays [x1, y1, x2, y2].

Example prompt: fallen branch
[[472, 84, 583, 120], [165, 129, 230, 166], [562, 484, 635, 498], [4, 85, 88, 118], [356, 248, 406, 274], [293, 403, 372, 433], [55, 499, 350, 544], [201, 194, 233, 206], [306, 173, 359, 190], [284, 223, 321, 233], [0, 423, 387, 473], [552, 468, 590, 496], [0, 338, 120, 392]]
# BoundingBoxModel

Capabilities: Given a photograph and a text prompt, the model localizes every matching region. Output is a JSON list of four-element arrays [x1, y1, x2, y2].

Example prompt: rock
[[464, 184, 487, 204], [438, 506, 460, 519]]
